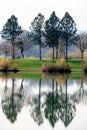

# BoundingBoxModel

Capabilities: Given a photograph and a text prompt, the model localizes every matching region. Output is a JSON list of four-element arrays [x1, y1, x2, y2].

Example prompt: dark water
[[0, 75, 87, 130]]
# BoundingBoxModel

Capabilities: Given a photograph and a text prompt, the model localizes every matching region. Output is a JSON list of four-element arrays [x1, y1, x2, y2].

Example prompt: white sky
[[0, 0, 87, 31]]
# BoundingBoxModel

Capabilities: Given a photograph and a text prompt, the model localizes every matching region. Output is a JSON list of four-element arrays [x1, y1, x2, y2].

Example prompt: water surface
[[0, 74, 87, 130]]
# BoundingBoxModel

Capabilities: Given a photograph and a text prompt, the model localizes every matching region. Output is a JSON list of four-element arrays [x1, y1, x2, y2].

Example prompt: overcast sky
[[0, 0, 87, 31]]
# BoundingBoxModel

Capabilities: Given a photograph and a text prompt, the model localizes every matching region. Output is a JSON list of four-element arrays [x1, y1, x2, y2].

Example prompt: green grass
[[16, 72, 42, 79], [0, 58, 85, 79], [12, 58, 83, 71], [15, 72, 83, 79], [1, 71, 81, 79], [66, 59, 83, 70], [12, 58, 56, 70], [0, 58, 83, 72], [12, 58, 84, 79]]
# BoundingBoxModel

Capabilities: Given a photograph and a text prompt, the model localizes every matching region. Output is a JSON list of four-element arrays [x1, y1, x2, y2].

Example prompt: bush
[[42, 59, 71, 73], [0, 58, 10, 70], [0, 58, 18, 71], [42, 63, 52, 72], [82, 61, 87, 73], [56, 59, 71, 71]]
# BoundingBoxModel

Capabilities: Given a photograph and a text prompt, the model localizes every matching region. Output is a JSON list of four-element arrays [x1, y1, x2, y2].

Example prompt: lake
[[0, 73, 87, 130]]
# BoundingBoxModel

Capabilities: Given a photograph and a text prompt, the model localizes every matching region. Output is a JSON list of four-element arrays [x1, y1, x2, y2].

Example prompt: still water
[[0, 74, 87, 130]]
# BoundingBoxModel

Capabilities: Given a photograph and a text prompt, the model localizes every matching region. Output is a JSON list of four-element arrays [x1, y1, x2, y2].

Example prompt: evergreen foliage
[[60, 12, 77, 60], [30, 13, 45, 60], [45, 11, 60, 60], [1, 15, 22, 59]]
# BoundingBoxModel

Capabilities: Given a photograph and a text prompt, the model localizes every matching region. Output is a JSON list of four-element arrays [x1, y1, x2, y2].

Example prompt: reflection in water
[[59, 80, 76, 127], [71, 79, 87, 104], [44, 80, 60, 127], [30, 79, 43, 125], [2, 79, 18, 123], [0, 75, 87, 129], [1, 78, 25, 123]]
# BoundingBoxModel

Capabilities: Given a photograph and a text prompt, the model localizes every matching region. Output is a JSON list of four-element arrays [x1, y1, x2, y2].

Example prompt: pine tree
[[30, 13, 44, 60], [1, 15, 22, 60], [60, 12, 77, 60], [45, 11, 60, 60]]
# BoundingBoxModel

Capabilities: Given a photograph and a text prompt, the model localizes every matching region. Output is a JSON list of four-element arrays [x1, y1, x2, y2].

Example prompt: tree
[[0, 40, 11, 58], [15, 30, 32, 58], [30, 13, 44, 60], [1, 15, 22, 60], [60, 12, 77, 60], [58, 38, 66, 58], [45, 11, 60, 60], [75, 33, 87, 59]]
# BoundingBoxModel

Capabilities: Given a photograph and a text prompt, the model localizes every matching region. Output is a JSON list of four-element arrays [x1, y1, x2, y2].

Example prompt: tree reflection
[[1, 76, 87, 127], [2, 79, 17, 123], [16, 79, 25, 112], [29, 78, 76, 127], [1, 78, 25, 123], [30, 79, 43, 125], [59, 80, 76, 127], [72, 79, 87, 104], [44, 80, 60, 127]]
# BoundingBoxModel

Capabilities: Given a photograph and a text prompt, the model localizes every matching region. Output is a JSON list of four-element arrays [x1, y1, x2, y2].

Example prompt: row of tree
[[1, 11, 87, 60], [28, 11, 77, 60]]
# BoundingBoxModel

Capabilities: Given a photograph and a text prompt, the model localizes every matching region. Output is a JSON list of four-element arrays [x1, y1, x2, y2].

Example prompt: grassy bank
[[12, 58, 83, 71], [0, 58, 85, 79]]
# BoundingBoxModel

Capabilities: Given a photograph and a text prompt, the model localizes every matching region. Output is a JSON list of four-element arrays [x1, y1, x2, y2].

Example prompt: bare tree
[[75, 33, 87, 59], [58, 38, 65, 58], [15, 30, 33, 58], [0, 40, 11, 58]]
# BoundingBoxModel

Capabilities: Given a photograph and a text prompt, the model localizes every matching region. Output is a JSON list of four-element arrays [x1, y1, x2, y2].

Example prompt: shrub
[[42, 63, 52, 72], [10, 62, 18, 70], [56, 58, 65, 69], [42, 59, 71, 73], [0, 58, 10, 70], [56, 59, 71, 72], [0, 58, 18, 71], [82, 61, 87, 73]]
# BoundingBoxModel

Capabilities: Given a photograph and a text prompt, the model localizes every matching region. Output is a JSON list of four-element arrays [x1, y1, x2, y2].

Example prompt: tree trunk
[[81, 51, 83, 59], [12, 44, 15, 60], [21, 48, 24, 59], [39, 42, 41, 60], [53, 44, 55, 60], [39, 31, 42, 61], [5, 53, 7, 58], [11, 39, 15, 60], [65, 42, 68, 60], [56, 44, 58, 59]]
